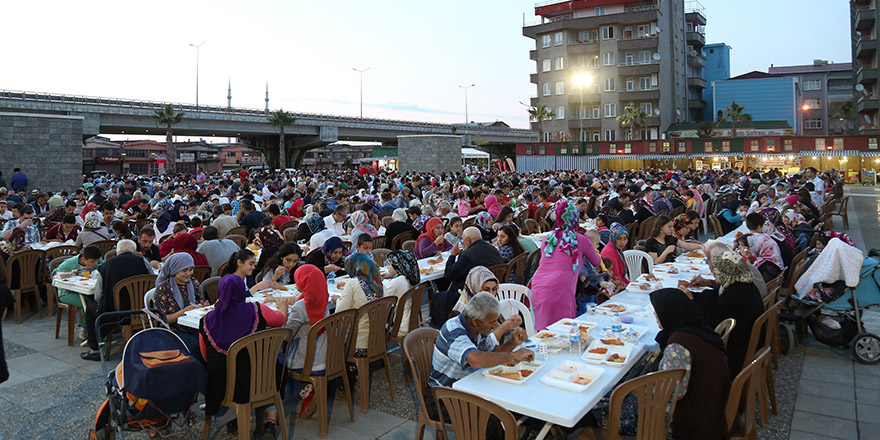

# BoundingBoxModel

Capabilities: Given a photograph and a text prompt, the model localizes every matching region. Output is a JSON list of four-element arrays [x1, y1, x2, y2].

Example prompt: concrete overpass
[[0, 90, 535, 166]]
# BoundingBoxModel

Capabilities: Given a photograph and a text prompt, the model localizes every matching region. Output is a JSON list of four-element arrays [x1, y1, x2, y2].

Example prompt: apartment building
[[851, 0, 880, 135], [702, 43, 731, 122], [523, 0, 706, 142], [769, 60, 854, 135]]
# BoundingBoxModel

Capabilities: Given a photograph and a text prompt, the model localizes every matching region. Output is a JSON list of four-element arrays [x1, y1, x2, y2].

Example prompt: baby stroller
[[90, 310, 207, 439], [781, 239, 880, 364]]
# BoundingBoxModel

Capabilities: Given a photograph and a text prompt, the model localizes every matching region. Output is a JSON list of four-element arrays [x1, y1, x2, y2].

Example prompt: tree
[[696, 123, 715, 138], [717, 101, 752, 137], [151, 104, 184, 173], [616, 103, 647, 140], [527, 104, 555, 142], [830, 99, 858, 135], [266, 109, 296, 169]]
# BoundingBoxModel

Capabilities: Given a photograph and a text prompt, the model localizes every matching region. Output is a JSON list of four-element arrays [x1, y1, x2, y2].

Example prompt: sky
[[0, 0, 853, 131]]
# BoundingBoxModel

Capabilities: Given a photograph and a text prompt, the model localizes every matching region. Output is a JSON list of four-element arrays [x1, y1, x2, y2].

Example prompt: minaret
[[264, 82, 269, 115], [227, 79, 232, 109]]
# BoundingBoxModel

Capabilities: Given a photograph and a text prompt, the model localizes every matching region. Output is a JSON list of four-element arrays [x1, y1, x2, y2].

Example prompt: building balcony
[[618, 88, 660, 102], [856, 8, 876, 32], [567, 92, 601, 104], [687, 77, 707, 88], [531, 96, 540, 106], [688, 99, 707, 109], [529, 49, 538, 60], [858, 98, 880, 112], [566, 41, 599, 55], [686, 31, 705, 47], [856, 38, 878, 59], [858, 67, 879, 85], [523, 9, 659, 37], [617, 36, 659, 50], [688, 52, 706, 67], [617, 61, 660, 75], [530, 73, 539, 84], [685, 11, 707, 26], [643, 116, 660, 126], [567, 118, 602, 130]]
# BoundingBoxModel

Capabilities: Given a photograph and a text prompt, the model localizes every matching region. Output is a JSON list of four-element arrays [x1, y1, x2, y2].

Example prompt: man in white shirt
[[805, 167, 825, 194], [324, 205, 348, 236]]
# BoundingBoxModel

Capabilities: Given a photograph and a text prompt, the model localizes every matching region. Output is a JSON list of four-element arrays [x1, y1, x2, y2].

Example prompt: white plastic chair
[[497, 283, 531, 304], [623, 249, 653, 280], [699, 197, 710, 236], [143, 288, 156, 309], [498, 299, 535, 337]]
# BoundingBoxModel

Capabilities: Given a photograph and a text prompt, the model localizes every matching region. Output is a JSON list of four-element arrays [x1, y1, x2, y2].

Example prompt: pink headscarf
[[785, 194, 800, 206], [485, 195, 501, 218]]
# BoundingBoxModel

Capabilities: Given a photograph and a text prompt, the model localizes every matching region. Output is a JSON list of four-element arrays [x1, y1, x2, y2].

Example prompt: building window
[[834, 137, 844, 149], [595, 6, 605, 16], [648, 141, 657, 152], [572, 143, 580, 154], [638, 24, 650, 37], [662, 141, 671, 153], [604, 129, 616, 141], [815, 138, 826, 150], [651, 73, 658, 86], [560, 144, 568, 154], [539, 143, 546, 154], [580, 130, 589, 142], [603, 78, 615, 92], [603, 52, 614, 66], [784, 139, 793, 151], [639, 77, 652, 90], [624, 143, 632, 153], [639, 51, 651, 64], [525, 145, 533, 154], [554, 32, 564, 46], [601, 26, 614, 40], [678, 141, 686, 153], [625, 52, 634, 65], [623, 26, 633, 39], [609, 143, 616, 154], [626, 78, 635, 91], [591, 30, 599, 41], [804, 98, 821, 109], [542, 59, 551, 72], [543, 83, 551, 96], [803, 80, 821, 91], [556, 106, 565, 119], [554, 57, 564, 70], [870, 137, 879, 150], [750, 140, 759, 151], [722, 140, 730, 152], [704, 141, 713, 153], [556, 82, 565, 95], [579, 105, 588, 119], [592, 107, 600, 119], [604, 103, 616, 117], [805, 119, 822, 129], [640, 102, 652, 115], [641, 129, 652, 140], [541, 35, 551, 48], [577, 31, 591, 42], [592, 132, 601, 141]]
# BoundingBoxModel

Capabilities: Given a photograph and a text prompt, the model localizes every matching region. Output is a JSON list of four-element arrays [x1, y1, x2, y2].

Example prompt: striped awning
[[798, 150, 860, 157], [688, 153, 740, 158], [639, 154, 689, 159], [593, 154, 621, 159], [860, 151, 880, 157], [745, 153, 797, 158]]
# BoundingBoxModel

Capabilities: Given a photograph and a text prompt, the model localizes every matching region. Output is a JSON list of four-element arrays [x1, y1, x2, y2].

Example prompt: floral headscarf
[[609, 222, 627, 245], [83, 211, 103, 230], [350, 210, 378, 238], [544, 200, 580, 273], [306, 214, 326, 233], [710, 250, 754, 294], [321, 236, 345, 265], [346, 251, 383, 300], [461, 266, 497, 299], [387, 250, 420, 286], [79, 202, 97, 220], [412, 214, 430, 232], [0, 227, 29, 256], [475, 211, 493, 230], [673, 214, 690, 232]]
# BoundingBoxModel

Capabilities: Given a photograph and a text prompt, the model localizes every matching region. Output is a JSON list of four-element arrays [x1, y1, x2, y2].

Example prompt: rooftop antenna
[[264, 82, 269, 116], [227, 79, 232, 109]]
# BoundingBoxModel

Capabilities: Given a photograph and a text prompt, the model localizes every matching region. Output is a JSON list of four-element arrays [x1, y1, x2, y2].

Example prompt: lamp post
[[352, 67, 370, 118], [459, 84, 475, 124], [572, 73, 592, 142], [801, 103, 810, 134], [189, 41, 206, 110]]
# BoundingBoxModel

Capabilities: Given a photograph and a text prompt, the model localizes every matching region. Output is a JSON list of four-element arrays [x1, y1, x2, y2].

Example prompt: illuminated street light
[[572, 73, 592, 142]]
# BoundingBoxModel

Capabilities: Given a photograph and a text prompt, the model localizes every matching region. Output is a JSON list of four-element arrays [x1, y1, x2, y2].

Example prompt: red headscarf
[[286, 199, 304, 218], [80, 202, 97, 220], [294, 264, 329, 325], [172, 233, 208, 266], [416, 218, 448, 251]]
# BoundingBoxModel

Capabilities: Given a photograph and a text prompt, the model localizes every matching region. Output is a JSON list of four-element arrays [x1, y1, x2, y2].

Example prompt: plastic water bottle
[[569, 322, 581, 356], [612, 313, 623, 338]]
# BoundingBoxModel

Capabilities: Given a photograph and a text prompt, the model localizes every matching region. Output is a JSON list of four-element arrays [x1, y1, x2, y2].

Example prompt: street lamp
[[352, 67, 370, 118], [572, 73, 592, 142], [801, 103, 810, 134], [189, 41, 206, 110], [459, 84, 475, 124]]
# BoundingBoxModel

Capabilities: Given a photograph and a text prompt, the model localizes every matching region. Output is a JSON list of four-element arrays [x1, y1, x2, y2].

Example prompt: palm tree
[[717, 101, 752, 137], [151, 104, 184, 173], [830, 99, 858, 135], [616, 103, 647, 140], [527, 104, 555, 142], [266, 109, 296, 169]]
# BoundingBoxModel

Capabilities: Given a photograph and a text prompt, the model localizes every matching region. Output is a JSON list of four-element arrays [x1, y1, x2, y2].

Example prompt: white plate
[[598, 324, 650, 340], [547, 319, 598, 335], [481, 361, 544, 385], [625, 282, 658, 294], [594, 302, 640, 316], [582, 340, 634, 367], [540, 361, 604, 393], [184, 307, 214, 317]]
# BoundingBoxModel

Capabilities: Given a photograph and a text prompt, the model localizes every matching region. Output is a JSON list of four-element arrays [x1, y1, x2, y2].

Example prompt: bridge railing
[[0, 89, 534, 137]]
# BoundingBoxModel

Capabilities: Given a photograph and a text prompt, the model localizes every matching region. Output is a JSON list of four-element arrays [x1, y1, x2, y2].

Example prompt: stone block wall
[[0, 112, 83, 192], [397, 135, 462, 173]]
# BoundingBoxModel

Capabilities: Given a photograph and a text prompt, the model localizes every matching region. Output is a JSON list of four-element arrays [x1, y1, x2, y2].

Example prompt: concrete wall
[[0, 112, 83, 192], [398, 135, 461, 172]]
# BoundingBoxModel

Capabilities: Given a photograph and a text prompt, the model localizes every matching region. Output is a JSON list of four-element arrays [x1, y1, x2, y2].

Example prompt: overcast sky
[[0, 0, 852, 130]]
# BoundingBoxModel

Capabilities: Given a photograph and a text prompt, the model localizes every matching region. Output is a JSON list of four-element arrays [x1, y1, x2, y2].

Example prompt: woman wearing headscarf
[[599, 223, 630, 286], [304, 236, 346, 278], [0, 228, 30, 260], [336, 252, 383, 357], [306, 214, 335, 250], [529, 200, 602, 331], [451, 266, 499, 315], [154, 211, 175, 245], [385, 208, 417, 250], [716, 199, 748, 235], [383, 250, 421, 337], [283, 264, 330, 418], [170, 232, 209, 266], [199, 275, 287, 433], [474, 211, 497, 241], [74, 211, 112, 249], [414, 217, 451, 259], [484, 194, 501, 218], [153, 253, 205, 356], [170, 203, 190, 227], [348, 210, 379, 254], [649, 288, 731, 439], [77, 202, 98, 227], [688, 240, 764, 375], [285, 198, 305, 219]]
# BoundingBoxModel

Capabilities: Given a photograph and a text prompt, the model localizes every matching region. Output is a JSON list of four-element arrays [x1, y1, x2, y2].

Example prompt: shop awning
[[688, 153, 742, 158], [639, 154, 689, 159], [358, 156, 396, 163], [798, 150, 860, 157], [462, 147, 490, 159], [860, 151, 880, 157]]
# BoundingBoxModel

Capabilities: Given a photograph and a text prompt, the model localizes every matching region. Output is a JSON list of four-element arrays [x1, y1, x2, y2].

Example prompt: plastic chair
[[402, 240, 416, 253], [522, 219, 540, 235], [624, 223, 638, 250], [498, 299, 535, 337], [44, 246, 79, 315], [487, 264, 509, 283], [90, 240, 117, 255], [403, 328, 445, 440], [217, 262, 228, 277], [497, 283, 531, 304], [742, 303, 778, 426], [390, 284, 427, 345], [225, 225, 247, 238], [382, 216, 394, 228], [287, 309, 356, 437], [372, 248, 391, 267], [103, 249, 117, 261], [200, 276, 221, 304], [432, 386, 518, 440], [371, 236, 386, 249], [831, 195, 850, 230], [203, 328, 292, 440], [714, 318, 736, 349], [347, 296, 397, 413], [506, 252, 529, 284], [278, 220, 299, 232], [708, 215, 724, 239], [225, 234, 248, 249], [6, 249, 44, 324], [48, 256, 76, 346], [622, 249, 653, 280], [725, 348, 761, 440], [283, 227, 298, 243], [191, 265, 212, 283], [391, 230, 414, 251], [525, 250, 542, 284], [143, 287, 156, 308], [112, 274, 158, 343]]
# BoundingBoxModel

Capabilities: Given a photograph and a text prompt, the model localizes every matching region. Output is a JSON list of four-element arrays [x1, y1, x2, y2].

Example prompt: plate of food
[[636, 273, 662, 283], [540, 360, 604, 393], [625, 282, 658, 293], [482, 361, 544, 385], [185, 305, 214, 317], [582, 340, 634, 367], [426, 256, 444, 265], [600, 325, 650, 340], [595, 302, 638, 315], [547, 319, 597, 337], [533, 330, 560, 339]]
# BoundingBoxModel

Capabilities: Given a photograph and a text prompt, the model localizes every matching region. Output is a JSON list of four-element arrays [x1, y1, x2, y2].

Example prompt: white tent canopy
[[461, 147, 490, 159]]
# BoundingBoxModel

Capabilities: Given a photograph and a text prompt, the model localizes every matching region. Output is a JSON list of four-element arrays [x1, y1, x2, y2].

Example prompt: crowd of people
[[0, 163, 848, 438]]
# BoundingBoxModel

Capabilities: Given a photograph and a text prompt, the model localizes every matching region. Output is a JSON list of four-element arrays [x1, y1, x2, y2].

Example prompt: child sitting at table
[[352, 233, 373, 258], [596, 257, 625, 303], [444, 216, 463, 247]]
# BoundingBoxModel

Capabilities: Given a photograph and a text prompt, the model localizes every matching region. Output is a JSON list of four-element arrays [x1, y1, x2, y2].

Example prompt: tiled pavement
[[2, 186, 880, 439]]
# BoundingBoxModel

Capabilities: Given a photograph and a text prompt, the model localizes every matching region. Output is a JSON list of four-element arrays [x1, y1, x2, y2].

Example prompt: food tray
[[626, 282, 659, 294], [185, 306, 214, 318], [481, 361, 544, 385], [599, 324, 650, 340], [594, 302, 640, 316], [540, 361, 604, 393], [582, 339, 634, 367], [547, 319, 598, 335]]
